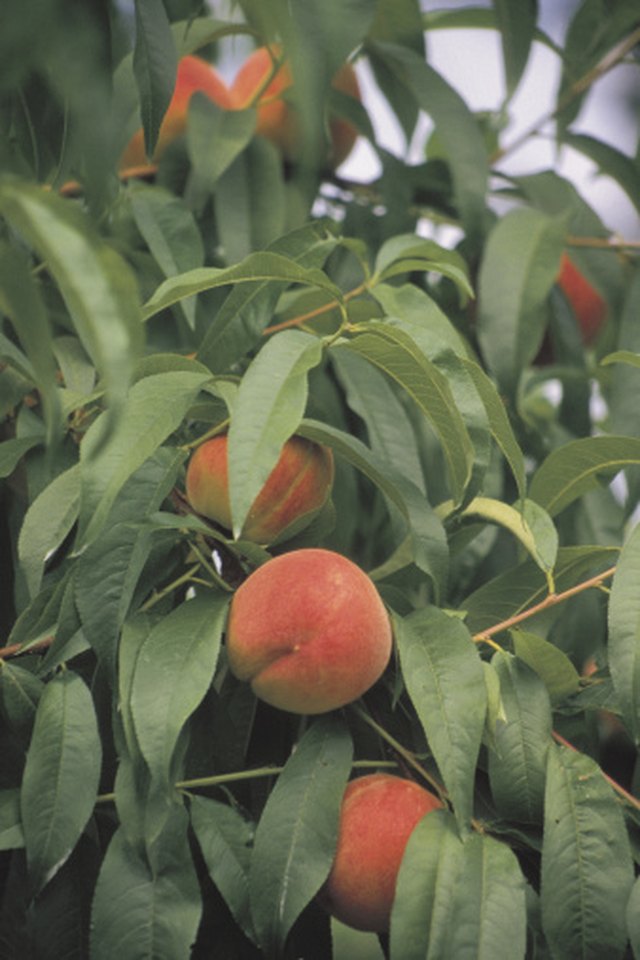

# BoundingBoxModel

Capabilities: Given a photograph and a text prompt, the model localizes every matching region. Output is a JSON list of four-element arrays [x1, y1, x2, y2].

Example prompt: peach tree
[[1, 0, 640, 957]]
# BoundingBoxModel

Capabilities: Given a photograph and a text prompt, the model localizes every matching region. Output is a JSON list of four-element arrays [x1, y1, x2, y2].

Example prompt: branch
[[472, 564, 617, 646]]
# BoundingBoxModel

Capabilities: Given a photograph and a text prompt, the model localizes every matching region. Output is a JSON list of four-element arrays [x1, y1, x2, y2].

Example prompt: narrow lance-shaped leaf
[[607, 522, 640, 745], [18, 464, 81, 599], [390, 809, 527, 960], [131, 594, 228, 784], [530, 435, 640, 517], [191, 797, 255, 943], [299, 418, 448, 601], [249, 715, 353, 956], [0, 243, 61, 451], [0, 179, 144, 431], [494, 0, 537, 99], [540, 744, 634, 960], [77, 370, 210, 546], [20, 671, 102, 894], [477, 206, 566, 394], [133, 0, 177, 159], [227, 330, 323, 538], [371, 42, 489, 243], [337, 323, 474, 505], [142, 251, 343, 321], [394, 607, 486, 831], [511, 630, 581, 704], [373, 234, 473, 302], [488, 651, 552, 824], [437, 496, 558, 589], [90, 812, 201, 960]]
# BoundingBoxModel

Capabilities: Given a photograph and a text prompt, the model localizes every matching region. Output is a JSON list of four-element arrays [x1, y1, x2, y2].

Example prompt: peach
[[557, 253, 607, 346], [185, 434, 334, 545], [225, 548, 392, 714], [120, 55, 232, 169], [229, 45, 361, 167], [320, 774, 443, 932]]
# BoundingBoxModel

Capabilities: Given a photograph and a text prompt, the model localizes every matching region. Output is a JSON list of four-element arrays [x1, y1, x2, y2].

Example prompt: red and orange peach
[[120, 55, 232, 170], [185, 434, 333, 545], [225, 548, 392, 714], [320, 773, 443, 932], [229, 44, 361, 167]]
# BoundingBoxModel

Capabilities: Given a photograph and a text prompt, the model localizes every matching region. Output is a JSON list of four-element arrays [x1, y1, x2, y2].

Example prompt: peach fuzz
[[225, 549, 392, 714], [120, 55, 232, 169], [185, 434, 333, 545], [557, 253, 607, 346], [320, 773, 443, 932], [229, 45, 361, 167]]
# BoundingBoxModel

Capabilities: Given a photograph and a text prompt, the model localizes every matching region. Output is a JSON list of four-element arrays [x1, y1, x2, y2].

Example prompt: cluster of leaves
[[1, 0, 640, 958]]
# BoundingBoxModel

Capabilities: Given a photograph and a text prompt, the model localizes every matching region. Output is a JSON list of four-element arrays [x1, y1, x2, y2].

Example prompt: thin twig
[[552, 730, 640, 812]]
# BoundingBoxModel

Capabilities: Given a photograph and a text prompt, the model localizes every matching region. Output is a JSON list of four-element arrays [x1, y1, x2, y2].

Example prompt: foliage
[[1, 0, 640, 957]]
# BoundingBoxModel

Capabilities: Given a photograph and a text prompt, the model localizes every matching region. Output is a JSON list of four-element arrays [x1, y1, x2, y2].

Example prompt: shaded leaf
[[249, 716, 353, 955], [18, 464, 80, 599], [21, 671, 101, 893], [512, 630, 581, 704], [494, 0, 537, 98], [608, 522, 640, 745], [394, 607, 486, 830], [540, 745, 634, 960], [133, 0, 177, 159]]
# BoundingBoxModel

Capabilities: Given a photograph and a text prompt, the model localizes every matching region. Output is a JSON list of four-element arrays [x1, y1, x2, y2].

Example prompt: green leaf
[[628, 877, 640, 960], [373, 234, 473, 302], [215, 138, 287, 263], [190, 796, 255, 942], [0, 243, 61, 451], [438, 497, 558, 586], [20, 671, 101, 894], [90, 816, 201, 960], [133, 0, 177, 159], [530, 436, 640, 517], [142, 251, 343, 322], [188, 94, 256, 189], [0, 436, 41, 478], [390, 809, 527, 959], [196, 220, 337, 374], [227, 330, 323, 538], [602, 349, 640, 371], [488, 652, 552, 824], [75, 448, 184, 672], [0, 179, 144, 432], [0, 662, 43, 736], [494, 0, 537, 99], [0, 789, 24, 852], [129, 184, 204, 329], [562, 133, 640, 217], [608, 522, 640, 745], [371, 43, 489, 243], [249, 716, 353, 955], [394, 607, 486, 831], [77, 370, 209, 546], [460, 357, 526, 499], [540, 745, 635, 960], [299, 419, 448, 600], [477, 207, 566, 394], [18, 464, 81, 599], [512, 630, 581, 704], [371, 282, 468, 358], [131, 594, 228, 784], [338, 323, 473, 504]]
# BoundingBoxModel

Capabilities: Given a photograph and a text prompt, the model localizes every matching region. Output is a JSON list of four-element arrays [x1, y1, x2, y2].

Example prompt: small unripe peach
[[185, 434, 334, 545], [557, 253, 607, 346], [226, 549, 392, 714], [320, 774, 443, 932], [229, 45, 361, 167], [120, 55, 232, 169]]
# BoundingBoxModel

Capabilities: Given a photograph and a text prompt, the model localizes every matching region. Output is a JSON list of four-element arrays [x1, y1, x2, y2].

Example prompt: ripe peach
[[120, 55, 232, 169], [225, 549, 392, 714], [320, 774, 443, 932], [229, 45, 361, 167], [557, 253, 607, 347], [185, 434, 334, 545]]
